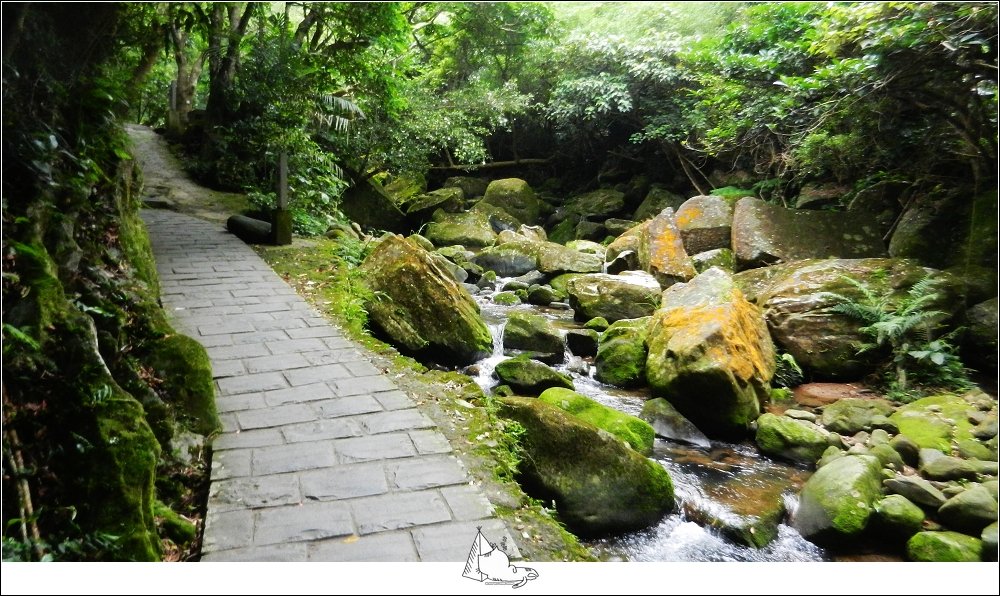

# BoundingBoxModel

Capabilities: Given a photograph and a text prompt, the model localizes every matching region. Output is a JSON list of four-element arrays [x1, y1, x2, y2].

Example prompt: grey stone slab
[[202, 510, 254, 552], [333, 375, 397, 397], [207, 342, 270, 361], [202, 543, 308, 562], [193, 334, 235, 348], [349, 491, 452, 535], [254, 502, 354, 546], [303, 349, 367, 366], [265, 338, 327, 354], [284, 363, 354, 386], [409, 430, 453, 455], [299, 463, 389, 501], [213, 428, 285, 451], [231, 330, 290, 344], [315, 396, 383, 419], [286, 326, 342, 339], [200, 321, 257, 336], [411, 519, 518, 562], [385, 456, 468, 491], [262, 383, 336, 406], [217, 372, 287, 396], [253, 317, 308, 332], [240, 302, 296, 314], [323, 336, 356, 350], [308, 532, 417, 562], [282, 418, 362, 443], [219, 413, 240, 433], [211, 448, 252, 479], [232, 288, 278, 298], [358, 409, 435, 434], [343, 360, 380, 377], [374, 391, 415, 411], [210, 474, 302, 512], [440, 485, 494, 521], [211, 359, 246, 379], [237, 403, 314, 430], [252, 441, 336, 476], [242, 353, 310, 374], [333, 433, 416, 463], [216, 393, 266, 414]]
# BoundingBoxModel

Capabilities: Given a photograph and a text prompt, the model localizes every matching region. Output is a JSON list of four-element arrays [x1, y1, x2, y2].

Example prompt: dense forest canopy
[[102, 1, 999, 232]]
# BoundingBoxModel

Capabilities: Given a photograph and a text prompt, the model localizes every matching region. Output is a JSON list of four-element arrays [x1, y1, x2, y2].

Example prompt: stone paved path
[[141, 203, 515, 562]]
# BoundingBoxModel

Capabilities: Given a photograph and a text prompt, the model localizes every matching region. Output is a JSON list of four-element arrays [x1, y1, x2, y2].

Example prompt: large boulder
[[793, 454, 883, 545], [633, 186, 685, 221], [502, 311, 564, 361], [443, 176, 489, 199], [499, 397, 675, 536], [405, 187, 465, 220], [479, 178, 544, 225], [883, 474, 947, 509], [566, 272, 661, 323], [938, 485, 999, 534], [906, 531, 983, 562], [553, 188, 626, 223], [471, 241, 539, 276], [963, 297, 998, 375], [383, 172, 426, 206], [755, 413, 830, 464], [640, 398, 711, 448], [646, 268, 775, 439], [424, 208, 498, 248], [595, 317, 650, 388], [340, 174, 409, 233], [872, 494, 925, 539], [538, 388, 654, 454], [820, 398, 895, 435], [637, 208, 697, 288], [731, 197, 886, 270], [675, 195, 735, 255], [494, 356, 574, 395], [734, 258, 960, 379], [360, 235, 492, 365], [605, 220, 647, 267]]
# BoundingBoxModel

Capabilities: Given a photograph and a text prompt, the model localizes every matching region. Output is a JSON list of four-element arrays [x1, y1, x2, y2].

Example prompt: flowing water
[[468, 279, 827, 562]]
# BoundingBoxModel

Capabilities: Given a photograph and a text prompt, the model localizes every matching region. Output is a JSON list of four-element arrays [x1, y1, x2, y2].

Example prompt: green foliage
[[773, 352, 804, 388], [824, 275, 970, 395], [480, 393, 527, 483]]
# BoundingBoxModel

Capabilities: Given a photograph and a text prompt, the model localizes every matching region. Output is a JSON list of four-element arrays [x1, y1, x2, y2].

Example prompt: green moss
[[873, 494, 924, 538], [116, 162, 160, 294], [594, 318, 649, 388], [794, 455, 883, 544], [890, 394, 976, 453], [548, 217, 578, 245], [754, 413, 829, 464], [145, 334, 220, 436], [907, 531, 983, 562], [538, 388, 654, 454], [549, 273, 584, 297], [154, 500, 196, 545], [583, 317, 610, 332], [709, 186, 756, 201], [494, 356, 574, 395], [492, 291, 521, 305]]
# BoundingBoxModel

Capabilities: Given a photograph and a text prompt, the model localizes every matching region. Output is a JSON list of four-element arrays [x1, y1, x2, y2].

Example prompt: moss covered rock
[[538, 388, 654, 454], [883, 474, 948, 509], [556, 188, 626, 222], [907, 531, 983, 562], [820, 398, 895, 435], [474, 238, 602, 277], [637, 208, 697, 288], [692, 248, 736, 274], [565, 329, 599, 357], [384, 172, 426, 205], [646, 268, 775, 439], [873, 494, 925, 539], [480, 178, 544, 225], [675, 195, 735, 255], [499, 396, 674, 536], [633, 186, 685, 221], [731, 197, 886, 270], [425, 208, 498, 248], [755, 413, 829, 464], [938, 485, 999, 534], [962, 297, 998, 375], [890, 394, 979, 453], [595, 317, 650, 388], [982, 522, 998, 561], [494, 356, 574, 395], [361, 235, 493, 364], [145, 334, 219, 436], [442, 175, 489, 199], [567, 272, 661, 323], [502, 311, 564, 361], [793, 454, 883, 545], [640, 398, 711, 448], [406, 187, 465, 220]]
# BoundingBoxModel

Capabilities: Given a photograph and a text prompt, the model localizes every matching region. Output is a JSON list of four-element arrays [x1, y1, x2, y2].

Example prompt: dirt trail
[[126, 124, 247, 225]]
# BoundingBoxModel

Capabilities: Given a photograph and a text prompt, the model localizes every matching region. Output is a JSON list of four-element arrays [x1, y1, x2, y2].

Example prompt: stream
[[467, 279, 828, 562]]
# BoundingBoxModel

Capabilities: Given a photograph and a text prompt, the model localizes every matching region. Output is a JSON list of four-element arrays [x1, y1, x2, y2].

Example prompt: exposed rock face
[[731, 197, 886, 270], [595, 317, 650, 388], [793, 454, 883, 545], [645, 268, 775, 439], [499, 396, 675, 537], [733, 258, 960, 379], [566, 272, 661, 323], [479, 178, 545, 225], [637, 208, 697, 288], [675, 195, 735, 255], [360, 235, 492, 364]]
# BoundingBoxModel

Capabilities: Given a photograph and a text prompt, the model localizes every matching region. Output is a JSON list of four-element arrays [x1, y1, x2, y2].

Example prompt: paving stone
[[323, 336, 355, 350], [440, 485, 494, 521], [385, 456, 468, 491], [315, 396, 383, 418], [300, 463, 389, 500], [411, 519, 518, 562], [253, 502, 354, 546], [216, 393, 266, 413], [208, 343, 273, 363], [262, 383, 337, 406], [211, 359, 246, 378], [217, 372, 287, 396], [333, 434, 416, 463], [202, 543, 309, 562], [231, 330, 290, 345], [200, 321, 256, 336], [252, 442, 336, 476], [374, 391, 415, 411], [237, 403, 314, 430], [344, 361, 380, 377], [358, 409, 435, 434], [265, 338, 327, 354], [282, 418, 362, 443], [333, 376, 397, 397], [202, 510, 254, 552], [284, 363, 354, 386], [242, 353, 311, 374], [211, 448, 252, 479], [210, 474, 302, 512], [308, 532, 417, 562], [409, 430, 453, 455], [213, 428, 285, 451], [349, 491, 452, 535], [286, 326, 342, 339], [303, 349, 366, 366]]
